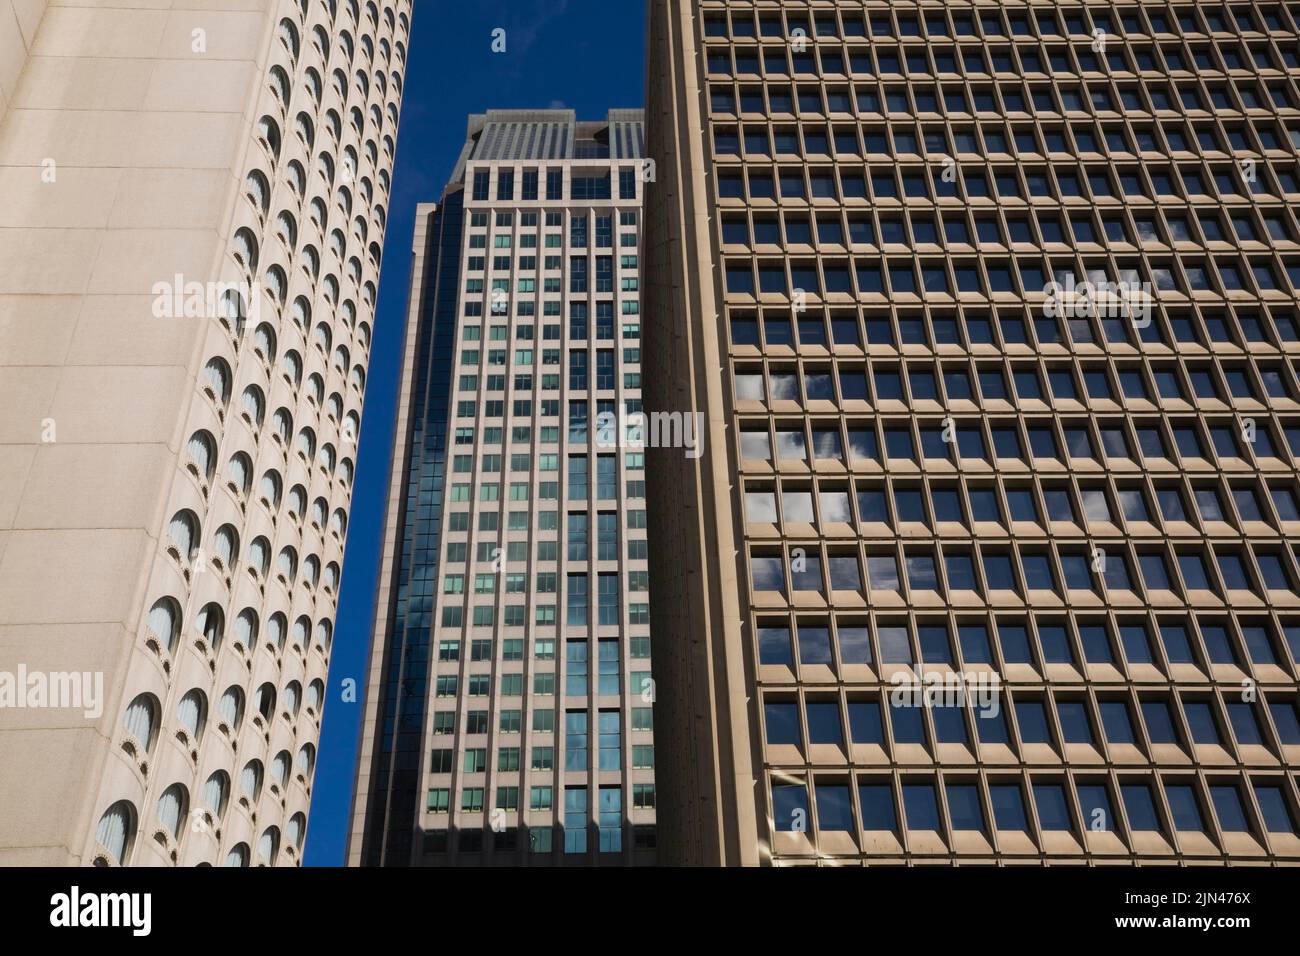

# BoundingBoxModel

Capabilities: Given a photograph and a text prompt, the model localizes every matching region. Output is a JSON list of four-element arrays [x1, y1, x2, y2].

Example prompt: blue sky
[[305, 0, 647, 866]]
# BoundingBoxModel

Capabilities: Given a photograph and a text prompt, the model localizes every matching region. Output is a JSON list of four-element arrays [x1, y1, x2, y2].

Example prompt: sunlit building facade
[[0, 0, 409, 866], [644, 0, 1300, 865]]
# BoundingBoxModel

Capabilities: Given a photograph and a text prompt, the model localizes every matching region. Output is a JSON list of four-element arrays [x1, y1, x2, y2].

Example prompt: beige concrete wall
[[0, 0, 47, 122], [0, 0, 411, 866], [0, 0, 264, 866]]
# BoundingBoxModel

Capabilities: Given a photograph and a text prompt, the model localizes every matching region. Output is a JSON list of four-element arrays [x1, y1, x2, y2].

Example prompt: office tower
[[349, 109, 656, 866], [644, 0, 1300, 865], [0, 0, 409, 866]]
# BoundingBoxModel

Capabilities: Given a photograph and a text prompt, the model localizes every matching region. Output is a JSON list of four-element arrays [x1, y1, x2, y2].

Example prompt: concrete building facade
[[644, 0, 1300, 865], [349, 109, 657, 866], [0, 0, 409, 866]]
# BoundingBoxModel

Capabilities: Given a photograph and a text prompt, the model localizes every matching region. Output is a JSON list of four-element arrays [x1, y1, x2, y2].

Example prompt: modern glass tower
[[644, 0, 1300, 865], [0, 0, 409, 865], [349, 109, 657, 865]]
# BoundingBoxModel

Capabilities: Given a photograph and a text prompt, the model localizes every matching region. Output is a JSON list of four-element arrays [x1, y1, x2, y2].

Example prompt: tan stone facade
[[0, 0, 408, 866], [645, 0, 1300, 865]]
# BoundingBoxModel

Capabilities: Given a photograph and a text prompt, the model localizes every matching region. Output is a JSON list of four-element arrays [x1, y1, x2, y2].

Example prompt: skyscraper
[[349, 109, 657, 866], [644, 0, 1300, 865], [0, 0, 409, 866]]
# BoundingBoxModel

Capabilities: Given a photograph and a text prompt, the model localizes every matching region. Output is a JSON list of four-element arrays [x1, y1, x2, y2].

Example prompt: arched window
[[277, 18, 299, 58], [233, 609, 258, 649], [295, 743, 316, 778], [217, 685, 244, 733], [122, 694, 158, 752], [176, 689, 207, 743], [271, 751, 290, 788], [240, 385, 265, 426], [294, 112, 314, 148], [253, 324, 276, 362], [232, 227, 259, 271], [202, 358, 231, 405], [313, 619, 333, 652], [240, 760, 263, 802], [292, 616, 310, 650], [296, 427, 316, 460], [202, 771, 230, 820], [312, 323, 332, 352], [94, 801, 136, 865], [291, 296, 311, 329], [267, 612, 287, 652], [302, 554, 320, 588], [195, 603, 224, 652], [227, 452, 252, 495], [224, 843, 250, 867], [213, 524, 238, 568], [272, 407, 292, 443], [186, 430, 215, 480], [287, 484, 307, 519], [155, 784, 187, 840], [303, 66, 322, 103], [275, 209, 298, 248], [264, 265, 287, 308], [257, 827, 280, 866], [301, 245, 320, 278], [167, 510, 198, 560], [255, 683, 276, 721], [285, 159, 305, 196], [256, 116, 281, 158], [259, 470, 282, 507], [286, 813, 306, 850], [305, 679, 324, 713], [277, 546, 298, 582], [218, 288, 247, 334], [268, 65, 290, 105], [248, 536, 271, 577], [146, 597, 181, 654], [283, 681, 301, 717], [283, 350, 303, 386], [245, 169, 269, 216]]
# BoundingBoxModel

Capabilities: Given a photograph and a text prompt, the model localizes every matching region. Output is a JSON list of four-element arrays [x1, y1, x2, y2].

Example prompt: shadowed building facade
[[349, 110, 657, 865]]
